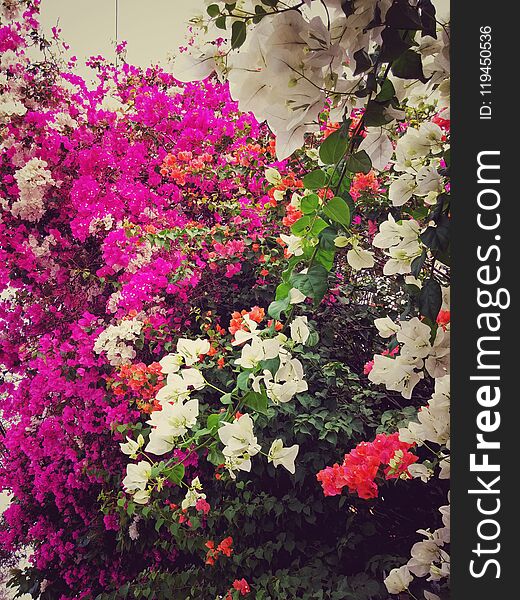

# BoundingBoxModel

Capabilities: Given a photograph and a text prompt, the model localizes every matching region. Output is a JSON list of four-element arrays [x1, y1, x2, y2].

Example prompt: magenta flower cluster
[[0, 6, 286, 595]]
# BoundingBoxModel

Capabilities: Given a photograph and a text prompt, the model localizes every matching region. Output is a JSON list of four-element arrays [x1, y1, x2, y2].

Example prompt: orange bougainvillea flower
[[248, 306, 265, 323], [217, 536, 233, 557]]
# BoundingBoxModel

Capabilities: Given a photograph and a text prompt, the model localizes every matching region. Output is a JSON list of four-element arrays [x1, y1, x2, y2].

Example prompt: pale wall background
[[39, 0, 206, 73]]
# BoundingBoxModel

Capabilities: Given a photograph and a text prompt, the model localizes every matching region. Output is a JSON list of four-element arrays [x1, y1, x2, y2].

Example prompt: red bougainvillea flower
[[233, 578, 251, 595], [317, 433, 417, 499]]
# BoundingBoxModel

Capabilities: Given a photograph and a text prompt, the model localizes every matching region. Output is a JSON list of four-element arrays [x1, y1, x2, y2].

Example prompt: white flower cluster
[[389, 122, 446, 207], [368, 316, 450, 399], [384, 494, 450, 596], [233, 314, 309, 404], [122, 460, 152, 505], [0, 0, 22, 21], [93, 318, 144, 366], [177, 1, 400, 159], [373, 214, 423, 276], [218, 414, 299, 479], [8, 158, 55, 222], [0, 90, 27, 120], [0, 47, 29, 123], [122, 331, 302, 499]]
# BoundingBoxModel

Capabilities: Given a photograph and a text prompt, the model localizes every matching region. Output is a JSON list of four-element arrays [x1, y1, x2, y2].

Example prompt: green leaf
[[386, 0, 423, 29], [307, 264, 329, 302], [303, 169, 327, 190], [268, 295, 291, 319], [237, 370, 252, 391], [300, 194, 319, 214], [275, 282, 291, 301], [419, 278, 442, 321], [392, 49, 427, 81], [345, 150, 372, 174], [164, 463, 185, 485], [261, 356, 280, 376], [315, 248, 335, 271], [410, 250, 427, 278], [363, 100, 394, 127], [380, 27, 413, 62], [242, 391, 269, 414], [215, 15, 227, 29], [231, 20, 247, 48], [155, 517, 165, 532], [323, 196, 351, 227], [291, 215, 311, 236], [421, 223, 450, 252], [207, 413, 223, 430], [319, 227, 339, 251], [353, 48, 372, 75], [310, 217, 329, 236], [376, 79, 396, 102], [207, 446, 225, 466], [220, 393, 233, 405], [319, 130, 348, 165], [206, 4, 220, 17]]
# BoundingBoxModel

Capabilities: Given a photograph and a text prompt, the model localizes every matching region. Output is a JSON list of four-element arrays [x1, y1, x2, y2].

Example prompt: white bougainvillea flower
[[290, 316, 310, 344], [358, 129, 393, 171], [268, 439, 299, 474], [280, 233, 304, 256], [123, 461, 152, 493], [224, 454, 252, 480], [383, 241, 423, 276], [133, 489, 151, 505], [408, 463, 433, 483], [368, 354, 424, 400], [275, 357, 306, 387], [399, 376, 450, 448], [218, 414, 261, 458], [288, 287, 306, 304], [397, 318, 433, 359], [156, 374, 190, 404], [261, 337, 281, 360], [234, 338, 265, 369], [266, 380, 299, 404], [120, 434, 144, 458], [425, 328, 450, 379], [265, 167, 282, 185], [389, 173, 417, 206], [232, 315, 260, 346], [384, 565, 413, 594], [373, 317, 400, 339], [176, 338, 210, 366], [181, 368, 206, 390], [417, 121, 444, 154], [145, 398, 199, 455], [415, 163, 442, 196], [347, 245, 375, 271], [181, 477, 206, 510], [172, 42, 219, 82], [159, 353, 183, 374]]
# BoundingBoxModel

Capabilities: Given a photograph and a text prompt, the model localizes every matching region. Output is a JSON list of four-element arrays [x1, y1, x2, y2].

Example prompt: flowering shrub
[[1, 1, 450, 599]]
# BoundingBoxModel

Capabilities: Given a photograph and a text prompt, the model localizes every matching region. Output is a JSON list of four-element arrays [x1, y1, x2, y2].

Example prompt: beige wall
[[39, 0, 205, 74]]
